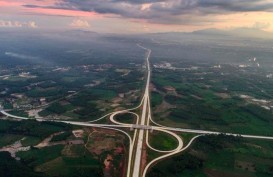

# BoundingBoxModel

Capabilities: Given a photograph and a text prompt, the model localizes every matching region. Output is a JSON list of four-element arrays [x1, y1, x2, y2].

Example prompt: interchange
[[1, 44, 273, 177]]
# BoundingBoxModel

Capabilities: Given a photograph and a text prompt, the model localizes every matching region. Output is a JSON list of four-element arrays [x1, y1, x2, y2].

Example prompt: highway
[[131, 45, 151, 177], [162, 126, 273, 140], [2, 100, 273, 177], [2, 44, 273, 177], [2, 109, 273, 141], [0, 109, 29, 120]]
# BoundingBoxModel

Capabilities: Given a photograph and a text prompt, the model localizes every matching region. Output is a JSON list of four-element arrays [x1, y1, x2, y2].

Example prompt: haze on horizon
[[1, 0, 273, 34]]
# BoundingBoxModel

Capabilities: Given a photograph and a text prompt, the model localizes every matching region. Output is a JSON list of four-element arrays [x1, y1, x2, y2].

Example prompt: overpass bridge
[[130, 124, 153, 132]]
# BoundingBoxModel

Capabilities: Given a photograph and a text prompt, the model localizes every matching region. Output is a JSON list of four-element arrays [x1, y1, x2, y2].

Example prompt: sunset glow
[[1, 0, 273, 33]]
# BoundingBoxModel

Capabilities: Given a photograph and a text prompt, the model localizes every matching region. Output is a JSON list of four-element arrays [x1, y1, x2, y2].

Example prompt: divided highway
[[131, 45, 151, 177], [2, 44, 273, 177]]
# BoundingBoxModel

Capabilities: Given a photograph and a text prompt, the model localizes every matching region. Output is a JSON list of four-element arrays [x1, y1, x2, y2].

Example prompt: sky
[[1, 0, 273, 33]]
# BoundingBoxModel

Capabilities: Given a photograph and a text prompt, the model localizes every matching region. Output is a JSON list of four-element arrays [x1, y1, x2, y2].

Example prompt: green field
[[16, 145, 102, 177], [148, 134, 273, 177], [151, 91, 163, 108], [152, 66, 273, 136], [114, 112, 137, 124], [149, 131, 178, 151], [17, 145, 64, 167], [50, 131, 72, 142], [0, 134, 24, 147], [21, 136, 41, 147]]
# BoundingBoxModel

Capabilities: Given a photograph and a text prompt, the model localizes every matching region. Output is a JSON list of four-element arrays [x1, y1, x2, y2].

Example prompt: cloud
[[0, 20, 38, 28], [70, 19, 90, 28], [252, 22, 270, 29], [5, 52, 40, 60], [23, 0, 273, 24], [4, 51, 54, 65], [0, 20, 22, 27], [27, 21, 38, 28], [59, 0, 273, 15]]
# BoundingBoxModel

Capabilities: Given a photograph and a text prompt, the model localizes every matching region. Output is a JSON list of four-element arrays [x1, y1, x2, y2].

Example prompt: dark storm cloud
[[197, 0, 273, 12], [24, 0, 273, 24]]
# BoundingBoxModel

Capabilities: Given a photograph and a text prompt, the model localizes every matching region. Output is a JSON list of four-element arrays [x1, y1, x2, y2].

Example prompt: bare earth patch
[[215, 92, 230, 99], [85, 128, 126, 177], [72, 129, 84, 138], [0, 137, 30, 160], [27, 109, 43, 118], [35, 132, 64, 148]]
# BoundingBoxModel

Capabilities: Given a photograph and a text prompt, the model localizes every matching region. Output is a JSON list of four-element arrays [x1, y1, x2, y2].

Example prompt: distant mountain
[[191, 28, 230, 36], [228, 28, 273, 39], [192, 28, 273, 39], [62, 29, 99, 36], [149, 28, 273, 40]]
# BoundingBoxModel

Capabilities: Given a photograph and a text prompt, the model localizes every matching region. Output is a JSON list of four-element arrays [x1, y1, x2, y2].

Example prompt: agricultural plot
[[151, 62, 273, 136]]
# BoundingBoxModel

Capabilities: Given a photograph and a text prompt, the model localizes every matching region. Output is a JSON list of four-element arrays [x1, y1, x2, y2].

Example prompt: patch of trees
[[0, 80, 28, 95], [169, 103, 221, 123], [51, 131, 71, 142], [0, 119, 71, 139], [165, 95, 188, 105], [46, 103, 67, 115], [115, 113, 135, 123], [38, 81, 57, 89], [120, 71, 143, 83], [0, 152, 43, 177], [195, 134, 242, 152], [64, 167, 103, 177], [151, 92, 163, 108], [26, 88, 66, 98], [147, 154, 203, 177], [2, 101, 13, 109], [74, 106, 100, 120], [243, 104, 273, 123], [169, 109, 192, 120], [70, 93, 100, 107]]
